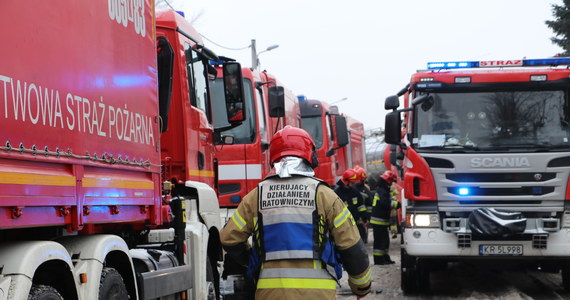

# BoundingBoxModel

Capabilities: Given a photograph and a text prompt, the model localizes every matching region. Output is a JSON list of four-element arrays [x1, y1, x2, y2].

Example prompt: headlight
[[407, 213, 440, 228]]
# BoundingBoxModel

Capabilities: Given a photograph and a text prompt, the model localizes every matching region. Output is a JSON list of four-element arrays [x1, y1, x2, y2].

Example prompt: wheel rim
[[206, 281, 216, 300]]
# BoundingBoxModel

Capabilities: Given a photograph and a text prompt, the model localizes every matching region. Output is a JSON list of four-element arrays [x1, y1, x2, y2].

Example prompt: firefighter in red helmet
[[220, 126, 371, 299], [334, 169, 368, 242], [371, 170, 400, 264], [353, 166, 374, 243]]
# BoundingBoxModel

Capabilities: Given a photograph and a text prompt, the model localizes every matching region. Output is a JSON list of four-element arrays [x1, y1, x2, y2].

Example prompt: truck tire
[[400, 248, 418, 294], [206, 257, 218, 300], [416, 259, 431, 293], [562, 262, 570, 291], [99, 267, 129, 300], [28, 284, 63, 300]]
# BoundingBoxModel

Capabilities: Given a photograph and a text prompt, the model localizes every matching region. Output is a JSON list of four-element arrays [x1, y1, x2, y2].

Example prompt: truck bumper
[[403, 227, 570, 257]]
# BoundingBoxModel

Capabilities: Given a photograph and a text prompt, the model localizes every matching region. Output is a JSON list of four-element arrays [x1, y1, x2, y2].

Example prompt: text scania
[[0, 74, 155, 146], [471, 157, 530, 168]]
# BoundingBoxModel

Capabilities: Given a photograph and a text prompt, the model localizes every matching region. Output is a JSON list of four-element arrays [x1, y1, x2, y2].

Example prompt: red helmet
[[269, 126, 318, 167], [353, 165, 367, 181], [341, 169, 359, 185], [381, 170, 397, 183]]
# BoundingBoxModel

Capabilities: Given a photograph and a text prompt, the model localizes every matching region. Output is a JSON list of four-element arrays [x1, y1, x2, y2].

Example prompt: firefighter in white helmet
[[220, 126, 371, 299]]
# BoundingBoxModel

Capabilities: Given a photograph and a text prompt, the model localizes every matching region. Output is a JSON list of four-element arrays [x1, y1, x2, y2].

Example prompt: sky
[[162, 0, 564, 133]]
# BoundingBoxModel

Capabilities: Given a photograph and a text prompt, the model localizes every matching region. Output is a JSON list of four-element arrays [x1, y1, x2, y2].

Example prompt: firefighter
[[371, 170, 400, 265], [220, 126, 371, 299], [334, 169, 369, 242], [353, 166, 374, 243]]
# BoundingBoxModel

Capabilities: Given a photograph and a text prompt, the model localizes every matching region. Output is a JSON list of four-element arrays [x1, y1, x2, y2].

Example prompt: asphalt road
[[337, 229, 570, 300]]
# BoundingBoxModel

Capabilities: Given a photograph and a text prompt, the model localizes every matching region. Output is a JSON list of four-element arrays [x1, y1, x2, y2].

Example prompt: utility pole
[[251, 39, 257, 69]]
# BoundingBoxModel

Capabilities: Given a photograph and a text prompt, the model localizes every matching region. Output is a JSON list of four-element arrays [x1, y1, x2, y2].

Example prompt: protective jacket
[[334, 180, 368, 223], [357, 182, 375, 215], [221, 175, 371, 300], [371, 179, 398, 226]]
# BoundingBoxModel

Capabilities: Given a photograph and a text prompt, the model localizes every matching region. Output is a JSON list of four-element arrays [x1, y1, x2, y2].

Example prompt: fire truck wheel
[[562, 262, 570, 291], [400, 248, 418, 294], [416, 259, 431, 293], [98, 267, 129, 300], [206, 257, 218, 300], [28, 284, 63, 300]]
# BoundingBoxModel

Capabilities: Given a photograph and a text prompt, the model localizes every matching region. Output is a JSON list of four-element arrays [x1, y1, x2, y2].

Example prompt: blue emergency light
[[427, 57, 570, 70], [458, 187, 470, 196]]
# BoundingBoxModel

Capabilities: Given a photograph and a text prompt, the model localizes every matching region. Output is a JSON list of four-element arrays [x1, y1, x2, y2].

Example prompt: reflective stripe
[[313, 260, 322, 269], [334, 207, 351, 228], [257, 278, 336, 290], [232, 210, 247, 230], [352, 197, 358, 204], [370, 217, 390, 225], [349, 268, 371, 285], [358, 205, 366, 212], [265, 250, 314, 260], [372, 194, 379, 207], [263, 213, 313, 225], [373, 249, 387, 256], [259, 268, 332, 279], [391, 201, 399, 208]]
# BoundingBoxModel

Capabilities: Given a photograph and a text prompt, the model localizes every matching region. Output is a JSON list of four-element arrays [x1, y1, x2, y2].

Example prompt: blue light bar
[[523, 57, 570, 66], [427, 57, 570, 70], [427, 61, 479, 69]]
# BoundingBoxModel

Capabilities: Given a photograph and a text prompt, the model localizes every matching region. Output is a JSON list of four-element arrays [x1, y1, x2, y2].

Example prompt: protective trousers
[[373, 224, 390, 265]]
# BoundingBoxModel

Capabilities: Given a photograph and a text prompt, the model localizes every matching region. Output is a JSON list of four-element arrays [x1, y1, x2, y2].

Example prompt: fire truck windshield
[[413, 90, 570, 151], [212, 78, 256, 144], [301, 116, 324, 149]]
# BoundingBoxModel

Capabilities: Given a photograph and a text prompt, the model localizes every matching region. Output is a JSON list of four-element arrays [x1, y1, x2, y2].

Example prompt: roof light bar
[[427, 57, 570, 70]]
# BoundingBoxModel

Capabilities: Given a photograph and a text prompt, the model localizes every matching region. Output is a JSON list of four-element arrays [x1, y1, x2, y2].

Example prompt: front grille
[[219, 183, 241, 195], [448, 186, 554, 196], [458, 234, 471, 248], [532, 234, 548, 249], [446, 173, 556, 183]]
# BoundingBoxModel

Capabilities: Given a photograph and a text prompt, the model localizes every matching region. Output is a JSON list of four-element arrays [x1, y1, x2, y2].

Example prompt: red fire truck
[[0, 2, 244, 299], [212, 68, 300, 208], [335, 114, 366, 179], [384, 57, 570, 293], [299, 98, 350, 186]]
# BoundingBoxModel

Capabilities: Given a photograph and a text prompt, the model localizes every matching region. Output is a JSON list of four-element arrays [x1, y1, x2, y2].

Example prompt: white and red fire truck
[[384, 57, 570, 293]]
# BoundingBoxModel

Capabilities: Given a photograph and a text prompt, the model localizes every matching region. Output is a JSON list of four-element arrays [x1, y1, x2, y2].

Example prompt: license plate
[[479, 244, 523, 256]]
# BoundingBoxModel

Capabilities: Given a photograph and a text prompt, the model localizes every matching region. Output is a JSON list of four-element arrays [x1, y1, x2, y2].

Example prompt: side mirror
[[384, 111, 401, 145], [335, 115, 349, 147], [261, 141, 270, 152], [412, 94, 434, 111], [385, 95, 400, 110], [268, 86, 285, 117], [222, 62, 245, 123]]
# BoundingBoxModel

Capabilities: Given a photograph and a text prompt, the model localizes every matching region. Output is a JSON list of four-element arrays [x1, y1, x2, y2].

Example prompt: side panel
[[0, 1, 161, 230]]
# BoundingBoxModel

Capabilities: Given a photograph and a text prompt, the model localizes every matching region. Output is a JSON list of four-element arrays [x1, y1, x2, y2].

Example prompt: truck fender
[[56, 234, 137, 300], [184, 219, 211, 300], [0, 241, 76, 300], [185, 180, 222, 231]]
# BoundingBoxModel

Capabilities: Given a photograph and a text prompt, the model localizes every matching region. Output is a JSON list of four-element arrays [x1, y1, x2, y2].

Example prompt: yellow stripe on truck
[[188, 169, 215, 177], [82, 178, 154, 190], [0, 172, 75, 186]]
